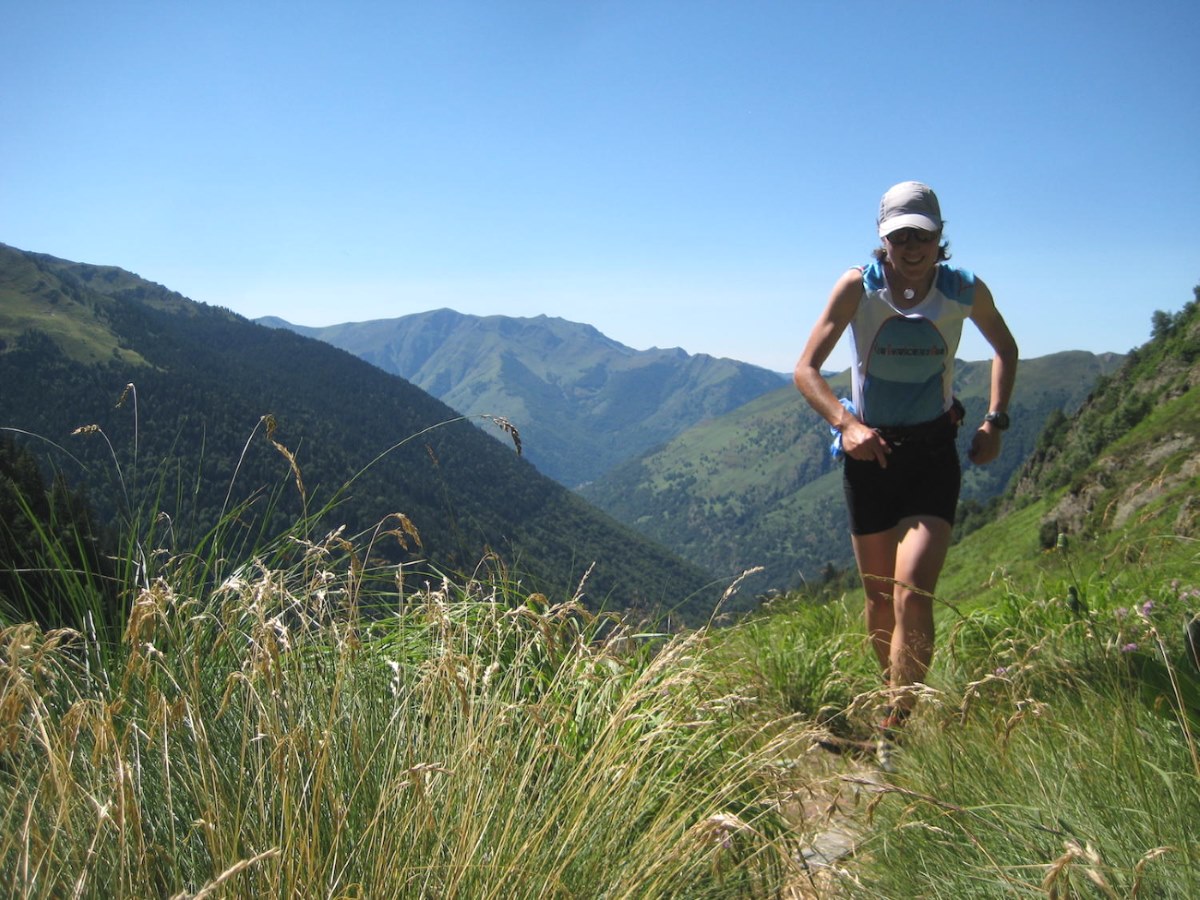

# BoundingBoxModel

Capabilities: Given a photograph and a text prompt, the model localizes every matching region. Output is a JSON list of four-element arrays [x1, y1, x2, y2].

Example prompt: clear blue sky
[[3, 1, 1197, 372]]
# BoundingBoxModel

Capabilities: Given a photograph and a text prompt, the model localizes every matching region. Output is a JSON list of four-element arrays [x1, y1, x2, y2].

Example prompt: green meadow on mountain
[[0, 243, 717, 623], [258, 310, 788, 488]]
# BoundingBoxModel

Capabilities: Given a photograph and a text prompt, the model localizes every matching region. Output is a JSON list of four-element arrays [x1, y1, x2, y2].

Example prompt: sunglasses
[[885, 228, 939, 245]]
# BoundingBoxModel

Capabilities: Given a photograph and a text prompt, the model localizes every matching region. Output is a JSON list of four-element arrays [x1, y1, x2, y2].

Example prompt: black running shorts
[[842, 437, 961, 535]]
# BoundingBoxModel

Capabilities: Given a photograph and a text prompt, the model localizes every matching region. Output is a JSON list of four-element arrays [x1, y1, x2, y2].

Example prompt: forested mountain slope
[[0, 243, 718, 620]]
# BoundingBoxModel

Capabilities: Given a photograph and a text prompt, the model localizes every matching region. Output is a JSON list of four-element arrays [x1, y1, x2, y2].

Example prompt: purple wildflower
[[1140, 600, 1155, 617], [1114, 607, 1129, 620], [1121, 642, 1139, 653]]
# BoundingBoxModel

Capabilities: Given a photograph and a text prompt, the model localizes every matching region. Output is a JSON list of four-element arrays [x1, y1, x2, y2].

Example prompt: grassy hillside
[[0, 244, 152, 366], [260, 310, 787, 487], [941, 289, 1200, 608], [0, 244, 719, 623], [580, 351, 1123, 593]]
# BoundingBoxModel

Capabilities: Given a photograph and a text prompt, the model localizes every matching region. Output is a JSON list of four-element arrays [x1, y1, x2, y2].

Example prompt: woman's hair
[[872, 235, 952, 263]]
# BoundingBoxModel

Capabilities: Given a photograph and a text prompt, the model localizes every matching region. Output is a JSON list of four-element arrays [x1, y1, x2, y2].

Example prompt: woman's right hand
[[839, 420, 891, 467]]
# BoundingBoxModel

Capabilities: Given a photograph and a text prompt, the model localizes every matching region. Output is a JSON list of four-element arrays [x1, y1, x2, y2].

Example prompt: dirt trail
[[777, 739, 891, 898]]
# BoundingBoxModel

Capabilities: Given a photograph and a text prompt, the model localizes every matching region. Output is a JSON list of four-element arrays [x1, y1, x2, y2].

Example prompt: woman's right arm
[[793, 268, 891, 467]]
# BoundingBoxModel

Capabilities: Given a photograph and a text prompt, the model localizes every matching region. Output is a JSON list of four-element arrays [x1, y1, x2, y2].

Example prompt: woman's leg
[[888, 516, 953, 706], [852, 515, 953, 707], [851, 529, 899, 675]]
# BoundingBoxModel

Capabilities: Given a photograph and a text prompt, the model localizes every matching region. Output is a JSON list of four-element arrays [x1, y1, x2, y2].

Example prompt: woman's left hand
[[968, 425, 1002, 465]]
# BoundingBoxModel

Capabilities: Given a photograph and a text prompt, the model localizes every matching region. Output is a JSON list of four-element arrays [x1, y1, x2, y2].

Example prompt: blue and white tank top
[[847, 260, 975, 427]]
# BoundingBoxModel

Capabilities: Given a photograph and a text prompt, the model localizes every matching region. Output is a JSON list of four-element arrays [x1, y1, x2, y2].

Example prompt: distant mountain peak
[[259, 310, 788, 487]]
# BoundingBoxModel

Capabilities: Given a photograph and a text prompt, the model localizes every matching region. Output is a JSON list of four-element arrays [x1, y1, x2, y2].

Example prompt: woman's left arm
[[968, 278, 1019, 465]]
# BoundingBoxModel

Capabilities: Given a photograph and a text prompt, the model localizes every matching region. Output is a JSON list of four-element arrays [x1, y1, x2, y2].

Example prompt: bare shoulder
[[835, 266, 865, 293], [827, 266, 866, 314], [969, 275, 999, 315], [968, 275, 1018, 354], [796, 267, 866, 372]]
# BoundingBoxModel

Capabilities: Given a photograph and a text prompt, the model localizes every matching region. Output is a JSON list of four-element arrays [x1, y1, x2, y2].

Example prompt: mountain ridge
[[259, 310, 789, 487]]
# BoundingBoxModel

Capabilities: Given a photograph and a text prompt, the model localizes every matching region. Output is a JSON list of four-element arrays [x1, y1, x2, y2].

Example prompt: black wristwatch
[[984, 411, 1010, 431]]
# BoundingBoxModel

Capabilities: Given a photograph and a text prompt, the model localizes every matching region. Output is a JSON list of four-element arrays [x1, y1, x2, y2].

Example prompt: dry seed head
[[215, 671, 249, 720], [958, 669, 1019, 722], [217, 571, 248, 597], [693, 812, 751, 851], [384, 512, 423, 549], [720, 566, 765, 605], [1003, 697, 1050, 743], [481, 660, 500, 688], [125, 580, 175, 646], [1042, 841, 1116, 899], [397, 762, 453, 790], [387, 660, 403, 697], [263, 415, 305, 500], [898, 821, 951, 835], [571, 562, 595, 603], [865, 791, 885, 825], [1036, 849, 1075, 900], [189, 848, 280, 900], [1132, 847, 1174, 885], [267, 614, 292, 653], [486, 415, 523, 455]]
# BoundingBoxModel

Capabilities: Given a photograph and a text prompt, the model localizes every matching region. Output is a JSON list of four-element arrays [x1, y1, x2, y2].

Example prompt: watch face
[[986, 411, 1010, 430]]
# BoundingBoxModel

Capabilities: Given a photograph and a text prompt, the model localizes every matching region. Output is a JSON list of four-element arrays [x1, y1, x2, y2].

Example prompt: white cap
[[877, 181, 942, 237]]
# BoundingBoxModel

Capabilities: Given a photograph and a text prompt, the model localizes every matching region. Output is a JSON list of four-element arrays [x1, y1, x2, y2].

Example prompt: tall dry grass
[[0, 527, 815, 898]]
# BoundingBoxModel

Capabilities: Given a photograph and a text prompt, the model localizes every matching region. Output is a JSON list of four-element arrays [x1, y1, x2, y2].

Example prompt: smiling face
[[882, 227, 942, 284]]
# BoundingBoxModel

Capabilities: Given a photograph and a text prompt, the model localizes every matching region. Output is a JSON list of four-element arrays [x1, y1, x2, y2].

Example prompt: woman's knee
[[893, 590, 934, 622]]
